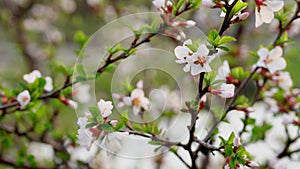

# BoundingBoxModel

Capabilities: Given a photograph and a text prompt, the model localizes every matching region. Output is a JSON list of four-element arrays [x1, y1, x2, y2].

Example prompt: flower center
[[132, 98, 141, 106], [22, 97, 29, 102], [264, 58, 273, 64], [255, 0, 265, 6], [194, 56, 206, 67]]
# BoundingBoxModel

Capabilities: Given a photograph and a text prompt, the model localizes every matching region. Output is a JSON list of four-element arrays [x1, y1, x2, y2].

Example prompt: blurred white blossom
[[17, 90, 31, 109]]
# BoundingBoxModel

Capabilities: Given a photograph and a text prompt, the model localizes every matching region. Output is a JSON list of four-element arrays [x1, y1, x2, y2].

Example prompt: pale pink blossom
[[17, 90, 31, 109], [44, 76, 53, 92], [23, 70, 42, 83], [255, 0, 284, 27], [212, 83, 235, 98], [273, 71, 293, 91], [256, 46, 286, 73], [188, 44, 214, 75], [97, 99, 113, 118]]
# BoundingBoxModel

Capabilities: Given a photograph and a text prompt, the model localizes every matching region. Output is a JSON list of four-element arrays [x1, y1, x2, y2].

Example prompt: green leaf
[[148, 140, 162, 145], [250, 122, 272, 142], [86, 122, 98, 128], [231, 67, 250, 80], [100, 123, 115, 132], [235, 95, 249, 107], [219, 36, 236, 45], [218, 45, 230, 52], [88, 106, 100, 120], [176, 0, 185, 11], [73, 30, 88, 47], [190, 0, 202, 9], [227, 132, 235, 145], [230, 1, 248, 17], [208, 29, 220, 47], [104, 64, 117, 72], [76, 64, 86, 77], [186, 44, 198, 52]]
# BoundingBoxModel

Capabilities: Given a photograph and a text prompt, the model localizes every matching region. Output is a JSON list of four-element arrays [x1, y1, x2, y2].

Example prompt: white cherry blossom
[[44, 76, 53, 92], [104, 132, 128, 154], [247, 160, 259, 168], [17, 90, 31, 109], [255, 0, 284, 27], [23, 70, 42, 83], [77, 128, 93, 151], [282, 113, 297, 125], [273, 71, 293, 91], [256, 46, 286, 73], [98, 99, 113, 118], [174, 39, 193, 72], [188, 44, 214, 75], [152, 0, 165, 9], [216, 60, 230, 80], [129, 88, 150, 115], [211, 83, 235, 98]]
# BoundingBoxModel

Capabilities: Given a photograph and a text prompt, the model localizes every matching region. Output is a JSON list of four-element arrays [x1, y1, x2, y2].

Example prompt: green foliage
[[235, 95, 250, 108], [250, 122, 272, 143], [220, 132, 250, 168], [231, 67, 250, 80], [230, 1, 248, 17], [189, 0, 202, 9], [276, 31, 294, 46], [207, 29, 236, 51], [73, 30, 88, 47]]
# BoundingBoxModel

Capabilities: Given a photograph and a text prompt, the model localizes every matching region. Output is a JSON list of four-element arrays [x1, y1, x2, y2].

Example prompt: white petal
[[133, 106, 140, 115], [191, 64, 203, 76], [98, 99, 113, 118], [196, 44, 209, 56], [17, 90, 31, 109], [260, 6, 274, 23], [265, 0, 284, 12], [255, 7, 264, 27], [257, 48, 269, 59], [268, 58, 286, 73], [23, 70, 42, 83], [131, 89, 145, 99], [174, 46, 190, 60], [44, 76, 53, 92], [183, 64, 191, 72], [136, 80, 143, 89], [269, 46, 282, 59], [183, 39, 192, 46]]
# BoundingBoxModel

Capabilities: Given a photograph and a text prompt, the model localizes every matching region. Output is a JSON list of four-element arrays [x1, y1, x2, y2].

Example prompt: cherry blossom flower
[[73, 84, 90, 103], [255, 0, 284, 27], [17, 90, 31, 109], [211, 83, 235, 98], [60, 0, 76, 14], [98, 99, 113, 118], [77, 127, 93, 151], [264, 97, 279, 113], [44, 76, 53, 92], [273, 71, 293, 91], [174, 39, 193, 72], [152, 0, 165, 9], [282, 114, 296, 125], [104, 132, 128, 154], [256, 46, 286, 73], [23, 70, 42, 83], [216, 60, 230, 80], [188, 44, 214, 75], [129, 88, 150, 115]]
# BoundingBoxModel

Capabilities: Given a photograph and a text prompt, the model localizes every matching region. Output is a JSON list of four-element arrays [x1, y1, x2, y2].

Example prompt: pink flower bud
[[110, 120, 118, 127], [185, 20, 196, 28], [239, 12, 249, 21], [234, 136, 241, 147], [247, 161, 259, 168]]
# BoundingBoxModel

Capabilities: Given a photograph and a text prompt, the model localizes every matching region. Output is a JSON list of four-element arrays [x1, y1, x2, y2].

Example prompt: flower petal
[[260, 6, 274, 23], [196, 44, 209, 56], [268, 57, 286, 73], [269, 46, 282, 59], [266, 0, 284, 12], [174, 46, 190, 59], [255, 7, 264, 27]]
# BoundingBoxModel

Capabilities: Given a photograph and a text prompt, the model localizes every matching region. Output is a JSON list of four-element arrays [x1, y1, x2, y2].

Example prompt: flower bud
[[234, 136, 241, 147]]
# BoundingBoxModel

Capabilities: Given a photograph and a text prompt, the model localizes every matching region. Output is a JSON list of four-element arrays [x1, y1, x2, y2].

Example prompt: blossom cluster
[[77, 99, 128, 152]]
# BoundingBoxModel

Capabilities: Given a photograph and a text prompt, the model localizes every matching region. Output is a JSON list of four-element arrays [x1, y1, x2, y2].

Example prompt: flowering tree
[[0, 0, 300, 169]]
